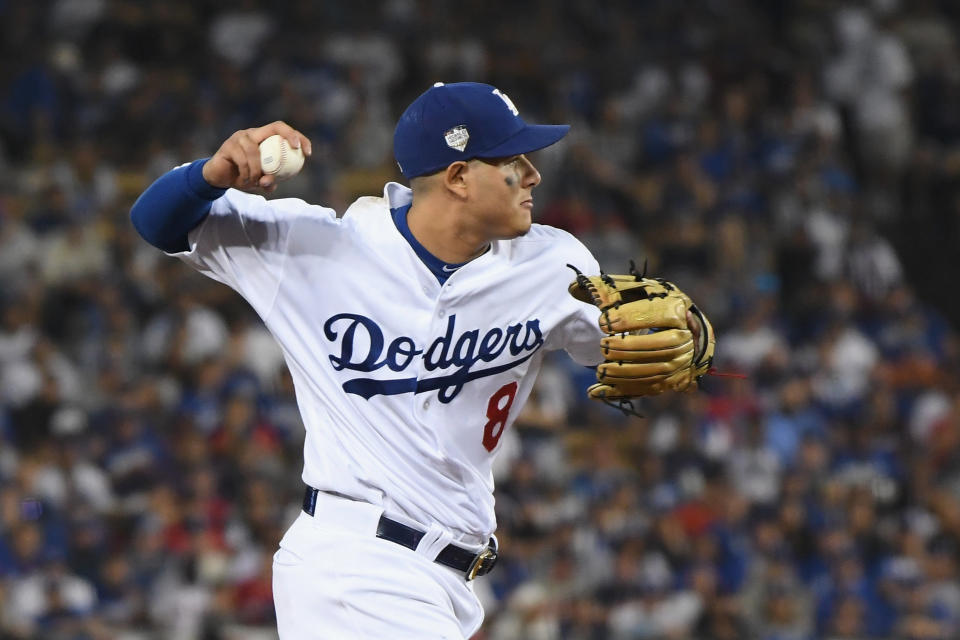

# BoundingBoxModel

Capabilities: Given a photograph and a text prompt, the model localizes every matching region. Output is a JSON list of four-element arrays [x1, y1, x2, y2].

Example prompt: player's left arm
[[545, 236, 606, 366]]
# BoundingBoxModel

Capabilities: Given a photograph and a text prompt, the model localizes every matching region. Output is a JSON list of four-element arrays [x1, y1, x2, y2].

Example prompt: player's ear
[[442, 161, 469, 199]]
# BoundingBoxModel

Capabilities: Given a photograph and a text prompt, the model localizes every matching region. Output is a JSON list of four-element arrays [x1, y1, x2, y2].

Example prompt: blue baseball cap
[[394, 82, 570, 179]]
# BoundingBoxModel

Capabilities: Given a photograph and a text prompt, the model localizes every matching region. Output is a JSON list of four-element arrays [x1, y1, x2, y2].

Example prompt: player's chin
[[511, 215, 533, 237], [514, 207, 533, 233]]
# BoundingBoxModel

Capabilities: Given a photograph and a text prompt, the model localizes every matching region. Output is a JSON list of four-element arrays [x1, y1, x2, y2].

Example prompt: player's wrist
[[190, 158, 229, 199]]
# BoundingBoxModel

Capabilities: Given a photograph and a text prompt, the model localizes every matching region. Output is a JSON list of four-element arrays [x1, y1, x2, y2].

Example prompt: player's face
[[467, 154, 542, 239]]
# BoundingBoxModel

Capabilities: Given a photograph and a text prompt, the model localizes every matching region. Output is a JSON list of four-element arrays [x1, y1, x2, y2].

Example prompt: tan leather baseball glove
[[568, 263, 716, 405]]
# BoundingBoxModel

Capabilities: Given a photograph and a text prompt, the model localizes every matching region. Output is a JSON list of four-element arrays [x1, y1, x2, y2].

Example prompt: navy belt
[[302, 486, 498, 581]]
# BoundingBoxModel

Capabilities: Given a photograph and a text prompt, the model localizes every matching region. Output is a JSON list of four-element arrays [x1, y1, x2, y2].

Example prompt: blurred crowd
[[3, 0, 960, 639]]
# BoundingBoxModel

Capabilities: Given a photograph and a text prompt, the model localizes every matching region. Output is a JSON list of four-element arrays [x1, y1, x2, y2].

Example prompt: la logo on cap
[[492, 88, 519, 116], [444, 125, 469, 152]]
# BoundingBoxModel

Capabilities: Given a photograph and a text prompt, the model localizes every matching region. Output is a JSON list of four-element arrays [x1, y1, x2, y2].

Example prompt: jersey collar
[[390, 203, 468, 284]]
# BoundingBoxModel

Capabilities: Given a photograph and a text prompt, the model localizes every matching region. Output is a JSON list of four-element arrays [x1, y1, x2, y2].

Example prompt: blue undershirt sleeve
[[130, 158, 227, 253]]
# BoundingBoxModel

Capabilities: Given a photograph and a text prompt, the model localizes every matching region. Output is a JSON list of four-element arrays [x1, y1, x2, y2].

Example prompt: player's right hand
[[202, 121, 313, 194]]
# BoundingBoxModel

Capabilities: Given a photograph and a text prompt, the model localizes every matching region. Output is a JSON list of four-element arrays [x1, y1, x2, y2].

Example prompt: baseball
[[260, 134, 305, 181]]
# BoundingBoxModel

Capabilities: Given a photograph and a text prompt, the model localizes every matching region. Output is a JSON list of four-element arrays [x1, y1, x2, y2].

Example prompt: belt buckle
[[466, 536, 499, 581]]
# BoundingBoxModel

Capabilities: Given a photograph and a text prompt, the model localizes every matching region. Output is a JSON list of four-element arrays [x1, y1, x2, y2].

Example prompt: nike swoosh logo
[[441, 265, 460, 272]]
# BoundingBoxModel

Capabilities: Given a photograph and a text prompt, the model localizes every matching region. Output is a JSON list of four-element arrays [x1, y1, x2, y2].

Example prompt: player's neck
[[407, 201, 490, 264]]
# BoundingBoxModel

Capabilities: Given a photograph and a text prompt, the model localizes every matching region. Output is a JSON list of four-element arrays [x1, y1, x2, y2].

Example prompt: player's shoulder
[[346, 182, 411, 216], [505, 223, 599, 295], [339, 182, 408, 229], [520, 223, 583, 244], [512, 223, 594, 261], [341, 195, 391, 221]]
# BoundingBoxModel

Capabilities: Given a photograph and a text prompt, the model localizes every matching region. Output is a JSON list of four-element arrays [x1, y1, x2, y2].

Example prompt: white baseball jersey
[[171, 182, 603, 545]]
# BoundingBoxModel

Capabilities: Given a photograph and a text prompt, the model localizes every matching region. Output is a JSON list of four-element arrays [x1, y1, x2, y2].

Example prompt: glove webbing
[[567, 264, 606, 309], [567, 264, 671, 307]]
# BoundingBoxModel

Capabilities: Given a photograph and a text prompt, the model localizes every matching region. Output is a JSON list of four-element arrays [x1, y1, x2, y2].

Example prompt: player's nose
[[519, 155, 541, 188]]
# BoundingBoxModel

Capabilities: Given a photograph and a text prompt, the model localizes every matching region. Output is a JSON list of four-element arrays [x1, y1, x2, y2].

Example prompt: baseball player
[[130, 82, 713, 639]]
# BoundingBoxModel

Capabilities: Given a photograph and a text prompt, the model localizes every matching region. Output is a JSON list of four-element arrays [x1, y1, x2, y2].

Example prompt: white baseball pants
[[272, 494, 484, 639]]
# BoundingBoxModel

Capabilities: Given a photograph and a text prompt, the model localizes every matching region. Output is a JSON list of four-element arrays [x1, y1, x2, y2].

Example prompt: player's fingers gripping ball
[[568, 263, 716, 401]]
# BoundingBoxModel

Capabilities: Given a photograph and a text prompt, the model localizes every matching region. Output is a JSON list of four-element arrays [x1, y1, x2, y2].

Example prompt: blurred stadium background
[[3, 1, 960, 638]]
